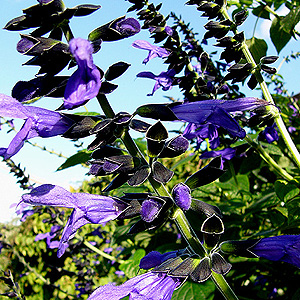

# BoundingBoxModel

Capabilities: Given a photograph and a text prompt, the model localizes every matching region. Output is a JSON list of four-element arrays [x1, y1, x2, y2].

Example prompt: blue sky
[[1, 0, 300, 222]]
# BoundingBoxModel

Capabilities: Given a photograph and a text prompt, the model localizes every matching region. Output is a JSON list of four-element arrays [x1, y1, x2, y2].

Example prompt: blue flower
[[132, 40, 170, 64], [221, 235, 300, 269], [139, 250, 180, 270], [112, 17, 141, 38], [249, 235, 300, 268], [137, 69, 176, 96], [172, 183, 192, 211], [200, 148, 236, 169], [35, 225, 61, 249], [260, 123, 279, 144], [87, 272, 182, 300], [64, 38, 101, 109], [183, 123, 220, 149], [20, 184, 129, 257], [171, 98, 269, 139], [0, 94, 74, 159]]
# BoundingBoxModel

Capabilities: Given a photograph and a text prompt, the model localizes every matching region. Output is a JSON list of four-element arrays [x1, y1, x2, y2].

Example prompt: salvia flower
[[87, 272, 182, 300], [220, 235, 300, 268], [259, 123, 279, 144], [132, 40, 170, 64], [20, 184, 129, 257], [200, 148, 236, 169], [35, 225, 61, 249], [112, 17, 141, 38], [183, 123, 220, 150], [250, 235, 300, 268], [64, 38, 101, 109], [172, 183, 192, 210], [0, 94, 74, 159], [137, 69, 176, 96], [139, 250, 181, 270], [171, 97, 269, 139]]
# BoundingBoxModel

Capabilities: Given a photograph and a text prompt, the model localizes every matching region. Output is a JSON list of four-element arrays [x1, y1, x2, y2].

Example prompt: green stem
[[255, 1, 280, 18], [171, 207, 206, 256], [244, 135, 294, 181], [221, 6, 300, 170], [97, 94, 115, 118], [83, 241, 125, 264], [211, 272, 239, 300]]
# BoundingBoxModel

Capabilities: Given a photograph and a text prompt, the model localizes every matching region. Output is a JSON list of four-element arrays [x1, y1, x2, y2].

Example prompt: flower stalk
[[221, 5, 300, 170], [244, 135, 294, 182], [97, 93, 238, 300]]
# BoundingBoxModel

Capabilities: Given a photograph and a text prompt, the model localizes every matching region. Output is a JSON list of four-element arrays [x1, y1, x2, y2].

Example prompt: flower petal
[[0, 118, 32, 159]]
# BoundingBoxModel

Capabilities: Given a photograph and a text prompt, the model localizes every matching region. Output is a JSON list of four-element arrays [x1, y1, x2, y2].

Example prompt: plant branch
[[221, 6, 300, 170]]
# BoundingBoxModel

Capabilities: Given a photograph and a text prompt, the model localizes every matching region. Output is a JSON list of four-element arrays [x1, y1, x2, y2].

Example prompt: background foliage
[[2, 0, 300, 299]]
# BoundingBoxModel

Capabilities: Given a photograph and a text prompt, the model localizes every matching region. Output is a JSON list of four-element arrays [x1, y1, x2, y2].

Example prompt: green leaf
[[281, 7, 300, 36], [171, 153, 196, 171], [73, 4, 101, 17], [105, 62, 131, 81], [171, 280, 215, 300], [56, 150, 92, 171], [260, 142, 283, 156], [274, 180, 300, 202], [119, 249, 146, 278], [274, 206, 288, 218], [252, 5, 270, 19], [245, 37, 268, 64], [135, 104, 177, 121], [217, 174, 250, 192], [270, 17, 292, 53]]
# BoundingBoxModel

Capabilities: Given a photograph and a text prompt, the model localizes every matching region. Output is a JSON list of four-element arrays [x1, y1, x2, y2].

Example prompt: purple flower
[[141, 198, 163, 222], [260, 123, 279, 144], [112, 17, 141, 38], [0, 94, 74, 159], [172, 183, 191, 211], [20, 184, 129, 257], [249, 235, 300, 268], [171, 98, 268, 139], [139, 250, 179, 270], [14, 202, 35, 222], [35, 225, 61, 249], [132, 40, 170, 64], [87, 272, 182, 300], [115, 270, 125, 278], [164, 26, 174, 36], [64, 38, 101, 109], [200, 148, 236, 169], [221, 235, 300, 269], [104, 247, 113, 254], [183, 123, 220, 150], [289, 126, 296, 134], [137, 69, 175, 96]]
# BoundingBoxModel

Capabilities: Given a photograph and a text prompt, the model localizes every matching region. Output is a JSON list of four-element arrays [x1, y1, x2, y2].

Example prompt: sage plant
[[1, 0, 300, 299]]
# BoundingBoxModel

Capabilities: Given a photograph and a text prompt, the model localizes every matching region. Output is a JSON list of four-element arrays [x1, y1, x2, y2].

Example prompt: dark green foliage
[[2, 0, 300, 299]]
